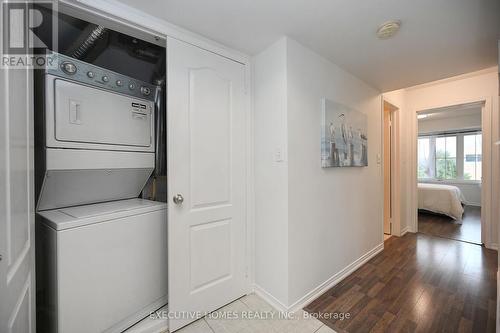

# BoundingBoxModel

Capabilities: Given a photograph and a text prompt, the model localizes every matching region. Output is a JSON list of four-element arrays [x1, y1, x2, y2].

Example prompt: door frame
[[381, 98, 402, 237], [411, 98, 493, 247]]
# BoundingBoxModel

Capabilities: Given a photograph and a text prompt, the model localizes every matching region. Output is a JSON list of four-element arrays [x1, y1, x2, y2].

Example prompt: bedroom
[[417, 104, 483, 244]]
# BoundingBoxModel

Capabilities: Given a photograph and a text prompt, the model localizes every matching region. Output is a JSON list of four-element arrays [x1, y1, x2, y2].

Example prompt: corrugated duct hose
[[71, 25, 108, 59]]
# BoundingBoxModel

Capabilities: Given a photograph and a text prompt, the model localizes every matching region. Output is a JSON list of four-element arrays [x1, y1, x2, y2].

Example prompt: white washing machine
[[36, 199, 167, 333]]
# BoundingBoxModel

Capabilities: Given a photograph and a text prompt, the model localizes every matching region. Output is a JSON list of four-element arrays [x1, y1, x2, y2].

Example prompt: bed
[[418, 183, 465, 221]]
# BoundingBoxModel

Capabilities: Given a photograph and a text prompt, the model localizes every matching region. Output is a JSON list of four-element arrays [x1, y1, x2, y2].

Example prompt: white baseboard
[[253, 242, 384, 313], [124, 306, 168, 333], [253, 284, 288, 312], [400, 226, 410, 236], [125, 318, 168, 333], [287, 242, 384, 312], [488, 242, 498, 251], [125, 320, 168, 333]]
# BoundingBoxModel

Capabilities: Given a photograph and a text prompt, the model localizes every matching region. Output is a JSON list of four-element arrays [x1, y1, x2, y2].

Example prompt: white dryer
[[35, 53, 159, 211]]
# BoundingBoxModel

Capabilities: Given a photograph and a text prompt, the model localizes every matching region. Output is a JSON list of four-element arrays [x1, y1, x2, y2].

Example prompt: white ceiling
[[117, 0, 500, 91]]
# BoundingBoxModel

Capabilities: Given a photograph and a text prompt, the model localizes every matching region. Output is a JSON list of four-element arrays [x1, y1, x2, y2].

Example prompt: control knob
[[61, 62, 77, 75], [140, 86, 151, 96]]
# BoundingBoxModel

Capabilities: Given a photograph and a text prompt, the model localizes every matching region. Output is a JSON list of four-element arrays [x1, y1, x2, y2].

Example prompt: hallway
[[305, 233, 497, 332]]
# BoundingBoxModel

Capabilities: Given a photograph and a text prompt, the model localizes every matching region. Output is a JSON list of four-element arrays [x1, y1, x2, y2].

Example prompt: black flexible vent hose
[[72, 25, 108, 59]]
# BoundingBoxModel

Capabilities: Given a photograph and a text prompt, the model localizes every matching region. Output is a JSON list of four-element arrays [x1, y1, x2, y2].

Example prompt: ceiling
[[117, 0, 500, 91]]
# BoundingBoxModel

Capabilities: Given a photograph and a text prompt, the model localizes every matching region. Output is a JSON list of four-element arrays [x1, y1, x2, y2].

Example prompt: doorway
[[414, 101, 488, 245], [383, 101, 398, 240]]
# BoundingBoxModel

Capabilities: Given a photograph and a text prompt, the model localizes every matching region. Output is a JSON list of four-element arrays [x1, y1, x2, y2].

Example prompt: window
[[418, 137, 433, 179], [418, 132, 481, 182], [463, 134, 482, 181], [435, 136, 456, 179]]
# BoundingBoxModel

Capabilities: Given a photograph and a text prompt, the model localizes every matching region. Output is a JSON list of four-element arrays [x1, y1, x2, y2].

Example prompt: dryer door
[[47, 76, 154, 152]]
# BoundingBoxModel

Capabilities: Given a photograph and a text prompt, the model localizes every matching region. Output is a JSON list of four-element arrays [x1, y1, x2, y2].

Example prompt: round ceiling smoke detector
[[376, 20, 401, 39]]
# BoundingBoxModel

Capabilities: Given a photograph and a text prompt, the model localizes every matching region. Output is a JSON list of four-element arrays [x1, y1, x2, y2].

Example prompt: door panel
[[189, 218, 231, 291], [167, 37, 247, 331], [0, 9, 36, 332], [189, 68, 231, 208]]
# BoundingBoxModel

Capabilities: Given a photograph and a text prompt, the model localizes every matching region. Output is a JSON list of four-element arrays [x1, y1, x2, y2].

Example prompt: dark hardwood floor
[[304, 233, 497, 333], [419, 206, 481, 244]]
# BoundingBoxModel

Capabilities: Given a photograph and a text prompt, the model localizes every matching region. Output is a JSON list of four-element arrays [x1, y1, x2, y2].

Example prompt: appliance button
[[140, 86, 151, 96], [86, 71, 95, 78], [128, 82, 136, 90], [116, 80, 123, 87], [102, 75, 109, 82], [61, 62, 77, 75]]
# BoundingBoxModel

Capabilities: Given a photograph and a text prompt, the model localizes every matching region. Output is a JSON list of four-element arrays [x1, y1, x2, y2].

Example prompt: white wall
[[458, 183, 482, 206], [253, 38, 289, 306], [253, 37, 383, 309], [286, 39, 382, 306], [385, 68, 499, 248], [455, 183, 481, 206]]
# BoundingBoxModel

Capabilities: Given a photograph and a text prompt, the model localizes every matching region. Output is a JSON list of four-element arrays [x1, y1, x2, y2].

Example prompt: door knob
[[173, 194, 184, 205]]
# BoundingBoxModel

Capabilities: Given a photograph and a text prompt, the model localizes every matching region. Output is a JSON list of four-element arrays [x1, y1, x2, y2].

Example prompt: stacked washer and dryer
[[35, 53, 167, 333]]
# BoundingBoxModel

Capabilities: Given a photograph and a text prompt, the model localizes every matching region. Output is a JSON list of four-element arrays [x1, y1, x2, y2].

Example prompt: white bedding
[[418, 183, 465, 221]]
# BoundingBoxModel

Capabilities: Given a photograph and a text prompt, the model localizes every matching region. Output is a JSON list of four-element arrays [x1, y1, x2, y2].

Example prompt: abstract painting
[[321, 98, 368, 167]]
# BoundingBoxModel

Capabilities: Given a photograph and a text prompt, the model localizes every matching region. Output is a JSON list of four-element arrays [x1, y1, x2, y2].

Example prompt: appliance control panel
[[47, 53, 159, 102]]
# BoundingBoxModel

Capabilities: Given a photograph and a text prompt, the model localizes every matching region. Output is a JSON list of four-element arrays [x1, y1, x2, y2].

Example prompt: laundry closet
[[0, 2, 249, 333]]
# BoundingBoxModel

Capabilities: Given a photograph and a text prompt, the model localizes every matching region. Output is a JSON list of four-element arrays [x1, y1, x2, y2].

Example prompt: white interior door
[[0, 8, 36, 332], [167, 37, 248, 331]]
